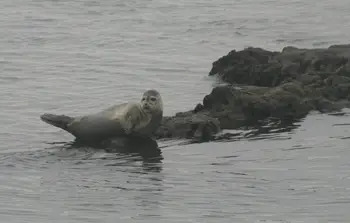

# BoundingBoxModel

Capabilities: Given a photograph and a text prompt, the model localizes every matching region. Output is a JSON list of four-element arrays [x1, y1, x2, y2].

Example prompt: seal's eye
[[142, 98, 145, 101], [150, 97, 156, 102]]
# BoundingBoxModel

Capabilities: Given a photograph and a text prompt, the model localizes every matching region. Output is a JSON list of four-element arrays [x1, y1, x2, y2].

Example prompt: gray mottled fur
[[40, 90, 163, 142]]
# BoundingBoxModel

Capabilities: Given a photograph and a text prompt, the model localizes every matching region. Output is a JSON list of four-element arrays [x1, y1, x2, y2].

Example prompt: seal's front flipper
[[123, 113, 136, 135], [40, 113, 74, 131]]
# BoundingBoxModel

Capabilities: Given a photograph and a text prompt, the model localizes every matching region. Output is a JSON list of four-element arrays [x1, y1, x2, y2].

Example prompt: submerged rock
[[154, 44, 350, 141]]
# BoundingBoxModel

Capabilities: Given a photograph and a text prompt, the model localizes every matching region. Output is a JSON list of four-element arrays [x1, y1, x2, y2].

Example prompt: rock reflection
[[214, 118, 303, 142]]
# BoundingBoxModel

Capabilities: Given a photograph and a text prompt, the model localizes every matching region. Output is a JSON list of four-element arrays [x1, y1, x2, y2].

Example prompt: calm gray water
[[1, 0, 350, 222]]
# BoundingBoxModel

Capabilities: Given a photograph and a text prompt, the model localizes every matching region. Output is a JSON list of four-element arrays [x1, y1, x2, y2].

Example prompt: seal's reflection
[[99, 136, 165, 214], [70, 135, 163, 167], [45, 136, 165, 215]]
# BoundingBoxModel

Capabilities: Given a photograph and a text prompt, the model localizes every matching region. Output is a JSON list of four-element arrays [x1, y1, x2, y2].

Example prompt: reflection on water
[[212, 118, 303, 143], [44, 135, 164, 171], [34, 141, 166, 223], [0, 111, 350, 222], [101, 135, 162, 160]]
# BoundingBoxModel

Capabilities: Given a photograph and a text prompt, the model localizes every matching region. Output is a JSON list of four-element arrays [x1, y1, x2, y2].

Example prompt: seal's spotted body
[[40, 90, 163, 143]]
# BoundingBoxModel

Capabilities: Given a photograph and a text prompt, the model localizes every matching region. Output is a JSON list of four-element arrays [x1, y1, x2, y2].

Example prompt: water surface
[[1, 0, 350, 222]]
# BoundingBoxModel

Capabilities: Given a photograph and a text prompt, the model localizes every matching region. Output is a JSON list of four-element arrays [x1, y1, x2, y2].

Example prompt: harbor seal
[[40, 89, 163, 143]]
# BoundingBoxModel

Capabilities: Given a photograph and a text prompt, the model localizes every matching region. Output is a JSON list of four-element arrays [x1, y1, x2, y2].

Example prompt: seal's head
[[140, 89, 163, 114]]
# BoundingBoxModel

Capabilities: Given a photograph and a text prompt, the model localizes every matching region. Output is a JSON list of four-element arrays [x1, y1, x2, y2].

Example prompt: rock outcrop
[[155, 44, 350, 141]]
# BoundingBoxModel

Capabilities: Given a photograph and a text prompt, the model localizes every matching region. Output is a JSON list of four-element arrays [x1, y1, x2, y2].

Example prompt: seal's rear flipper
[[40, 113, 74, 131]]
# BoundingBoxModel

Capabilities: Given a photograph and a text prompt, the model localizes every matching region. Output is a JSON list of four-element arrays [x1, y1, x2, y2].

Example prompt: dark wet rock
[[155, 112, 221, 141], [209, 47, 282, 87], [203, 82, 311, 122], [209, 44, 350, 88], [209, 44, 350, 106], [297, 73, 321, 85], [193, 103, 204, 113], [154, 44, 350, 141]]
